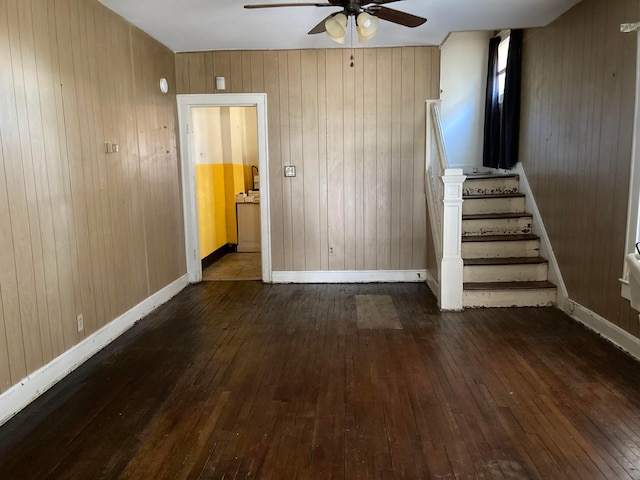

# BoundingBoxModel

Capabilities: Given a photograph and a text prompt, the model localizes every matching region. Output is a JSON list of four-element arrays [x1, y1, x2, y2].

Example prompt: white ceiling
[[99, 0, 581, 53]]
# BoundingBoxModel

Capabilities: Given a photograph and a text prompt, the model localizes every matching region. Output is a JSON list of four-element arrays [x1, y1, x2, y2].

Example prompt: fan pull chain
[[350, 17, 355, 68]]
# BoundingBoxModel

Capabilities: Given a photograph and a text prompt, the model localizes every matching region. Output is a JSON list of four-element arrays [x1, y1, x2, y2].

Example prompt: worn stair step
[[463, 281, 557, 308], [464, 257, 549, 283], [462, 212, 533, 236], [463, 174, 520, 196], [462, 193, 526, 215], [462, 234, 540, 259]]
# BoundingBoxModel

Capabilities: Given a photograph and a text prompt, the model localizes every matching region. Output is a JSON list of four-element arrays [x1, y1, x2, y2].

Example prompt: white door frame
[[177, 93, 272, 283]]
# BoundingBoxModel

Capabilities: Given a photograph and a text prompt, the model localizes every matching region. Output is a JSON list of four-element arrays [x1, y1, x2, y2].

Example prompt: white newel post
[[440, 169, 466, 310]]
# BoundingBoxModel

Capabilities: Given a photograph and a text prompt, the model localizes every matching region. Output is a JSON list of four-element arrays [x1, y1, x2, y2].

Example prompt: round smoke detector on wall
[[159, 77, 169, 94]]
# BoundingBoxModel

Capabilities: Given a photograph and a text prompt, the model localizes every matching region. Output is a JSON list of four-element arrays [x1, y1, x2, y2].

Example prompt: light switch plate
[[284, 165, 296, 177]]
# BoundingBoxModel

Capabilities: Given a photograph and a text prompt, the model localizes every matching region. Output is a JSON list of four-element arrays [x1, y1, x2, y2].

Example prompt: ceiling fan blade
[[244, 3, 334, 8], [370, 6, 427, 27], [308, 13, 336, 34], [361, 0, 403, 5]]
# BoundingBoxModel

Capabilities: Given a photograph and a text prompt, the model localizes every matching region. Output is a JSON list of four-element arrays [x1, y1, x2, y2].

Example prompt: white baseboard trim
[[424, 269, 439, 300], [0, 274, 189, 427], [271, 270, 428, 284], [513, 163, 570, 309], [567, 299, 640, 362]]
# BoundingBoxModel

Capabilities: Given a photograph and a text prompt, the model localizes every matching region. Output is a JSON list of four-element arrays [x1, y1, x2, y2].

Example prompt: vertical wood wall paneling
[[6, 0, 46, 373], [88, 0, 116, 329], [353, 49, 365, 271], [121, 22, 147, 307], [278, 50, 294, 270], [188, 54, 206, 94], [47, 0, 84, 352], [56, 0, 98, 339], [520, 0, 640, 336], [0, 0, 183, 394], [175, 47, 439, 273], [19, 0, 61, 362], [317, 50, 329, 271], [342, 50, 357, 271], [133, 27, 184, 296], [399, 48, 416, 270], [412, 47, 431, 269], [376, 48, 392, 270], [262, 51, 284, 270], [174, 54, 189, 94], [0, 81, 21, 388], [326, 49, 345, 270], [301, 51, 321, 271], [287, 51, 306, 270], [389, 48, 403, 270], [362, 48, 378, 270], [33, 0, 69, 357]]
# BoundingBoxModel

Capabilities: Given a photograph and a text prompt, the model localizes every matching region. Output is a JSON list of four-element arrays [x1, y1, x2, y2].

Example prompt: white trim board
[[569, 299, 640, 363], [271, 270, 428, 284], [0, 274, 189, 427], [424, 269, 439, 301], [176, 94, 272, 284]]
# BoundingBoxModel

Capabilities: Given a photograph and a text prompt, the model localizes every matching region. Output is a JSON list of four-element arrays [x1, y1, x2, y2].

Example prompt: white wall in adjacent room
[[440, 31, 492, 171]]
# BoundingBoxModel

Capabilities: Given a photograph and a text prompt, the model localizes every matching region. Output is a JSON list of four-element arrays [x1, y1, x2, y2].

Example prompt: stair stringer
[[512, 162, 569, 311]]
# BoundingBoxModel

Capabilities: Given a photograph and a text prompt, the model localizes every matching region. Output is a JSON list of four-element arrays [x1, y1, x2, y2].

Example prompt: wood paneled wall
[[520, 0, 640, 335], [176, 47, 440, 272], [0, 0, 184, 394]]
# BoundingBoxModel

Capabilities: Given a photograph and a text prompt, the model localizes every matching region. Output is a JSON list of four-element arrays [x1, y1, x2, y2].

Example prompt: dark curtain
[[498, 29, 523, 169], [482, 36, 501, 168]]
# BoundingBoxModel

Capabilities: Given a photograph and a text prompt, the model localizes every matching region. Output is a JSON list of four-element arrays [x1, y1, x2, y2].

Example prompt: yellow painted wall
[[193, 107, 253, 257], [196, 164, 227, 258]]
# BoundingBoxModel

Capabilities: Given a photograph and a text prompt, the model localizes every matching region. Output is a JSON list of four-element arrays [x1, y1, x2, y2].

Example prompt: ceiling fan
[[244, 0, 427, 43]]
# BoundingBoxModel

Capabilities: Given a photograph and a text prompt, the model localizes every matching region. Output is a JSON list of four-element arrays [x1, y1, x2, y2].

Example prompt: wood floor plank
[[3, 283, 640, 479]]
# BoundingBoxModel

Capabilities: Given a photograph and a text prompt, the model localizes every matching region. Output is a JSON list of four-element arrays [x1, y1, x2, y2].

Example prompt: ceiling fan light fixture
[[325, 12, 347, 43], [356, 12, 378, 42]]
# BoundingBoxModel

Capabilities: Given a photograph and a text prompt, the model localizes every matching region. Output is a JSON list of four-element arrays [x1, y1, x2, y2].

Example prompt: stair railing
[[425, 100, 466, 310]]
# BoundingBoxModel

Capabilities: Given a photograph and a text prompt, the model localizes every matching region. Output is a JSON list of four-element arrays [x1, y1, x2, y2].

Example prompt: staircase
[[461, 174, 557, 308]]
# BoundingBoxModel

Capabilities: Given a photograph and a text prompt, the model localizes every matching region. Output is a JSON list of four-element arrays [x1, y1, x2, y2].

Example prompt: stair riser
[[463, 288, 556, 308], [463, 178, 519, 196], [464, 263, 548, 283], [462, 217, 532, 237], [463, 197, 526, 215], [462, 240, 540, 259]]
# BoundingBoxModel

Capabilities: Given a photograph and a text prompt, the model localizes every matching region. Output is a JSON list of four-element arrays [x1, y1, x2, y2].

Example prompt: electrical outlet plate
[[328, 245, 335, 256], [284, 165, 296, 177]]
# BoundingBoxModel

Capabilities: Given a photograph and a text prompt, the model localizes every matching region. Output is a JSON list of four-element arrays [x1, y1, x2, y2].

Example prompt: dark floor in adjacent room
[[1, 281, 640, 479]]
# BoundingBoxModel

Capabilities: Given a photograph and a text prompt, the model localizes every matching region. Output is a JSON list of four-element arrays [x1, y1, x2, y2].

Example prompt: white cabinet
[[236, 203, 261, 252]]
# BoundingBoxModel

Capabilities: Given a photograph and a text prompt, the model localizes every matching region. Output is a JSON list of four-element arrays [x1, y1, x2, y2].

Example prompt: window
[[621, 28, 640, 300], [497, 34, 510, 104]]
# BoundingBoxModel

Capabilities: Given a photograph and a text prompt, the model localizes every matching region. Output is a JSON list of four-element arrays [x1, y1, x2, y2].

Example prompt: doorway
[[177, 94, 271, 284]]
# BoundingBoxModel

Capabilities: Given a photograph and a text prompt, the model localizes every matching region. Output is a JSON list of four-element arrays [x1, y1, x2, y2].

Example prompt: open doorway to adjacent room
[[177, 94, 271, 284], [191, 105, 262, 281]]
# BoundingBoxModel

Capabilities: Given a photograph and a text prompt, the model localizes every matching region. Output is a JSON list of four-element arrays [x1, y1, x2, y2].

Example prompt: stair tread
[[462, 212, 532, 220], [463, 192, 526, 199], [464, 280, 556, 290], [462, 233, 539, 243], [465, 173, 519, 180], [464, 257, 548, 266]]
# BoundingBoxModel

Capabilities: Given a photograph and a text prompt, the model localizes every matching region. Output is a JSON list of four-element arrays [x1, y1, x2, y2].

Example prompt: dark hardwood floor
[[2, 282, 640, 479]]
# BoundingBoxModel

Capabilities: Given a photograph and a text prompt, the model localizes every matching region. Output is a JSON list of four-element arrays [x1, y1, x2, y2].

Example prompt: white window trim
[[620, 28, 640, 301]]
